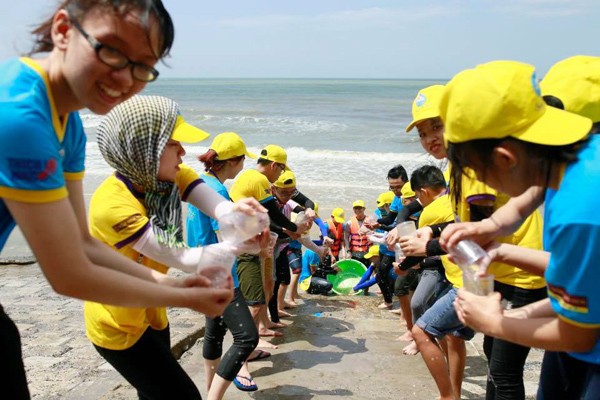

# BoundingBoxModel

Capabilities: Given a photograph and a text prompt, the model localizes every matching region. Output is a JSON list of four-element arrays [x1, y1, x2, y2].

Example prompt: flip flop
[[233, 375, 258, 392], [248, 349, 271, 362]]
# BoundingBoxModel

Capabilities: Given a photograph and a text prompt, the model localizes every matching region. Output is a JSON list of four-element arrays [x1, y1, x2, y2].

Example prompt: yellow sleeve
[[418, 195, 455, 228], [88, 176, 149, 248], [175, 164, 202, 198], [453, 168, 498, 222], [230, 170, 273, 203]]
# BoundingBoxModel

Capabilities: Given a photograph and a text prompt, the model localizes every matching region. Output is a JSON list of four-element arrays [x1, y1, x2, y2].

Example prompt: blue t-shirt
[[185, 173, 239, 288], [0, 58, 86, 251], [544, 135, 600, 364], [374, 208, 395, 257], [390, 195, 404, 213], [300, 249, 321, 283]]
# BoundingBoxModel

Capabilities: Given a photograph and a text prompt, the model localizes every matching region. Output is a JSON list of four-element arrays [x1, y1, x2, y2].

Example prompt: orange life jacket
[[349, 216, 369, 253], [327, 218, 344, 257]]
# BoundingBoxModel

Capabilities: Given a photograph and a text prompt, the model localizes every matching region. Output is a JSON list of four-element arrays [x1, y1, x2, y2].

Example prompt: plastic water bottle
[[447, 240, 494, 295], [218, 211, 270, 244], [394, 242, 404, 264]]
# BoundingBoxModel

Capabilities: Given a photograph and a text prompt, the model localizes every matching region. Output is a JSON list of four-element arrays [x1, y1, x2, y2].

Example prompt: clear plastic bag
[[219, 211, 270, 245]]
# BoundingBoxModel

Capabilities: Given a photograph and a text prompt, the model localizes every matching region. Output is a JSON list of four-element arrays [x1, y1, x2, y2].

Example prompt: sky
[[0, 0, 597, 79]]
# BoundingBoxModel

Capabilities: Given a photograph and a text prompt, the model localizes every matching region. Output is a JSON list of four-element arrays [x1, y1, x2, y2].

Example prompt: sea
[[3, 78, 448, 257]]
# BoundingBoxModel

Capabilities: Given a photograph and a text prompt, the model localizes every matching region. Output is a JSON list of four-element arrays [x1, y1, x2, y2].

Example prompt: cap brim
[[405, 111, 440, 133], [246, 150, 258, 159], [332, 216, 344, 223], [515, 106, 592, 146], [172, 117, 210, 144]]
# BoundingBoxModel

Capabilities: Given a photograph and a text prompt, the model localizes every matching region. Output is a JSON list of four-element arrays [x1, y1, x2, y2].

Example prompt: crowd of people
[[0, 1, 599, 399]]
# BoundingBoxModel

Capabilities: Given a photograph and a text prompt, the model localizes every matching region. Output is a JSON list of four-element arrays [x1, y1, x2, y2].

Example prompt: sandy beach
[[0, 259, 543, 399]]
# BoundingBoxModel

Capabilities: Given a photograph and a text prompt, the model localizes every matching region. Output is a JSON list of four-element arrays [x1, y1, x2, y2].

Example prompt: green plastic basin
[[327, 259, 367, 295]]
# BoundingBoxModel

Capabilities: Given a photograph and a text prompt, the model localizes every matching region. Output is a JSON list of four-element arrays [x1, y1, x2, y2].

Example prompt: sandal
[[248, 349, 271, 362], [233, 375, 258, 392]]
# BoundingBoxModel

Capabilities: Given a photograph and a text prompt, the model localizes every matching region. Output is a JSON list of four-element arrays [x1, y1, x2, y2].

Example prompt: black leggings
[[268, 250, 290, 323], [483, 281, 548, 400], [94, 325, 201, 400], [375, 254, 395, 303], [203, 288, 259, 381], [0, 305, 30, 400]]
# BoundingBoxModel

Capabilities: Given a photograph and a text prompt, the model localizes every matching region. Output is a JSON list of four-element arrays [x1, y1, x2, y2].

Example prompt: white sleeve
[[185, 181, 234, 220], [132, 228, 202, 273]]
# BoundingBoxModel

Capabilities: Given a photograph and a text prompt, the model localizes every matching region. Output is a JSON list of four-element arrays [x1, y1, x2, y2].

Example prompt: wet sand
[[0, 263, 542, 399]]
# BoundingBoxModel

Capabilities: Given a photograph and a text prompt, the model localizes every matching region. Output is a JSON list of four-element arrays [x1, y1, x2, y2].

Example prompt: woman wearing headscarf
[[86, 95, 267, 399]]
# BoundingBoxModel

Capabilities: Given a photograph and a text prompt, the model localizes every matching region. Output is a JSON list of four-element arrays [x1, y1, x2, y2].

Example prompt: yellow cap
[[331, 208, 345, 223], [259, 144, 289, 170], [352, 200, 366, 209], [540, 55, 600, 123], [210, 132, 257, 160], [376, 191, 395, 207], [401, 182, 416, 198], [273, 170, 296, 188], [364, 245, 380, 259], [171, 115, 210, 143], [405, 85, 446, 132], [441, 60, 592, 146]]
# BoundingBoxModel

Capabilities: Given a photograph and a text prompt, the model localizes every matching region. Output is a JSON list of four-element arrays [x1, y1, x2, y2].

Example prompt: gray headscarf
[[97, 95, 185, 248]]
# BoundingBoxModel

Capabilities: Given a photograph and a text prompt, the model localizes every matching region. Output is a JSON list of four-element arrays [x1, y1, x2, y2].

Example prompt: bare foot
[[278, 309, 293, 318], [396, 331, 413, 342], [257, 338, 278, 349], [268, 321, 287, 329], [283, 301, 297, 309], [259, 329, 284, 337], [377, 302, 392, 309], [402, 341, 419, 355], [389, 308, 402, 315]]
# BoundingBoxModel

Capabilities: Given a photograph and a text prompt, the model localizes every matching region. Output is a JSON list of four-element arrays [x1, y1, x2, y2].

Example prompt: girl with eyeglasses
[[0, 2, 243, 397]]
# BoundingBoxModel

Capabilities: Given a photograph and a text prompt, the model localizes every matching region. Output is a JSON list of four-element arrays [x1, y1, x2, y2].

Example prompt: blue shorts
[[287, 247, 303, 275], [415, 287, 474, 341]]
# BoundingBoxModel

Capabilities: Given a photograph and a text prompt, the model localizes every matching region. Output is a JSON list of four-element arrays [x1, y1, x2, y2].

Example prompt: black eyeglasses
[[71, 17, 159, 82], [277, 163, 286, 171], [389, 184, 404, 190]]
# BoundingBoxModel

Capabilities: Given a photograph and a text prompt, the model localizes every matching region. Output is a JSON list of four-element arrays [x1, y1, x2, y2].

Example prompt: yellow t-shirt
[[229, 169, 273, 203], [448, 167, 545, 290], [419, 194, 464, 288], [84, 164, 201, 350]]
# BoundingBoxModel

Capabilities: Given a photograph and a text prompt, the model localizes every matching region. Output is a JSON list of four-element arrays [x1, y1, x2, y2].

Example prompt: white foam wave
[[83, 142, 446, 214]]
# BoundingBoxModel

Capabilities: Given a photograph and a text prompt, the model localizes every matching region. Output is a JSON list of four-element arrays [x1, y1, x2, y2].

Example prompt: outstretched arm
[[441, 186, 544, 249], [5, 180, 232, 317]]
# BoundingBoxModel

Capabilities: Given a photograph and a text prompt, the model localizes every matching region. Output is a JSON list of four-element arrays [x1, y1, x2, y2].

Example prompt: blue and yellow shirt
[[0, 57, 86, 250], [544, 135, 600, 364]]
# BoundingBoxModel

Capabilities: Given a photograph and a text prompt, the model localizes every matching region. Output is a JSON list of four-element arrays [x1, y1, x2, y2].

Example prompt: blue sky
[[1, 0, 597, 79]]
